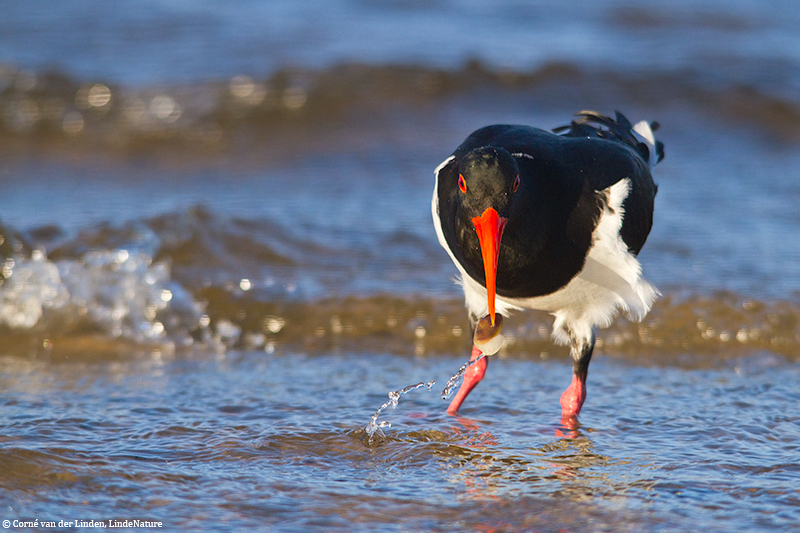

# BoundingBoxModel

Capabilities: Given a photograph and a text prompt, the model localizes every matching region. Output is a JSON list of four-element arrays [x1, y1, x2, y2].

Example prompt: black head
[[456, 147, 521, 219], [452, 146, 521, 325]]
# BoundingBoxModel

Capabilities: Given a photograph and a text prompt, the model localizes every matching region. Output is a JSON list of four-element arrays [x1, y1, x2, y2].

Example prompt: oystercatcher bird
[[432, 110, 664, 420]]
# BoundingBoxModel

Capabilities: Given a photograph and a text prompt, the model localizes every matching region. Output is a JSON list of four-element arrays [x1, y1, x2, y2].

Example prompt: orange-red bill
[[471, 207, 507, 326]]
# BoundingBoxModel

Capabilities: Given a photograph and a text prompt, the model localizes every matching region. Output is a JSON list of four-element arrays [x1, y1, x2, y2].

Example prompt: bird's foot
[[559, 374, 586, 418], [446, 345, 487, 415], [558, 413, 580, 434]]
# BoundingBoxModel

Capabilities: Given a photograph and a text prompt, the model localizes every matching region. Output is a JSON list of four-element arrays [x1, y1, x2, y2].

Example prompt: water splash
[[0, 247, 209, 348], [441, 354, 487, 400], [365, 380, 435, 442]]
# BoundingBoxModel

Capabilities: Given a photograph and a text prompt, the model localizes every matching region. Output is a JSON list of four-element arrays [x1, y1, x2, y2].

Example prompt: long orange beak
[[471, 207, 508, 326]]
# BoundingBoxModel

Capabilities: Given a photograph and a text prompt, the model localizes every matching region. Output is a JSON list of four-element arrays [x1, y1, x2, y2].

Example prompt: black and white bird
[[432, 110, 664, 421]]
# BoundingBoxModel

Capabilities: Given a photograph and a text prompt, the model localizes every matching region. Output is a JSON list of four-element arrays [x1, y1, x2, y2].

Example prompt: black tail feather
[[554, 110, 664, 166]]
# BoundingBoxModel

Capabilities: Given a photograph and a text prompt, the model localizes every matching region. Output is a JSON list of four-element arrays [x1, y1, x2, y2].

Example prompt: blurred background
[[1, 0, 799, 359]]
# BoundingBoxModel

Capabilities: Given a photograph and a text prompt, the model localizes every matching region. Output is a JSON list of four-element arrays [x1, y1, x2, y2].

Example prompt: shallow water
[[2, 0, 800, 531], [2, 351, 798, 532]]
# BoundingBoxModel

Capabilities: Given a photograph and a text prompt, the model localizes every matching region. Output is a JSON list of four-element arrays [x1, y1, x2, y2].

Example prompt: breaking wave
[[1, 209, 798, 365], [2, 59, 799, 160]]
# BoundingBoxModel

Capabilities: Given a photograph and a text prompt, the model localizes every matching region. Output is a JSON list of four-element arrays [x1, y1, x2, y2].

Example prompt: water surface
[[2, 351, 798, 531], [1, 1, 800, 531]]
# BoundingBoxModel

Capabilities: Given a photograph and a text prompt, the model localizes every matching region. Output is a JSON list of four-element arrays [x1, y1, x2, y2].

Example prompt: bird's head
[[455, 147, 521, 326]]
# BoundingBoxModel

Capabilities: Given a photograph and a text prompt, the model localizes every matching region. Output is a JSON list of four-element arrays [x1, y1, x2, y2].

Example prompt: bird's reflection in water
[[556, 413, 581, 438], [446, 418, 502, 499], [450, 415, 499, 448], [445, 413, 616, 501]]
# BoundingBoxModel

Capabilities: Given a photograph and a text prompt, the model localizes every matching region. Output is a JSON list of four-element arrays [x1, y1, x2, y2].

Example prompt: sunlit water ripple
[[1, 351, 798, 531]]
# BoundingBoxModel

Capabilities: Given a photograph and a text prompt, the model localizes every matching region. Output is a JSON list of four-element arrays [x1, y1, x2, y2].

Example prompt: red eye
[[512, 175, 520, 192], [458, 174, 467, 193]]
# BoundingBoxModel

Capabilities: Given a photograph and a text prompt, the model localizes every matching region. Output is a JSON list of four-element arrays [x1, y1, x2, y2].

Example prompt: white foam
[[0, 248, 212, 347]]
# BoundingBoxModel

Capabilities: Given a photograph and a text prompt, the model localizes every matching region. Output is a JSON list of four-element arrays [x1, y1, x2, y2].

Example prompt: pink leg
[[560, 373, 587, 417], [557, 373, 587, 434], [560, 332, 594, 422], [447, 345, 487, 415]]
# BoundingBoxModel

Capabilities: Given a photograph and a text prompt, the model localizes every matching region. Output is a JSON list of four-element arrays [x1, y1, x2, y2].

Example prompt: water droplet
[[122, 97, 147, 123], [150, 95, 181, 122], [264, 316, 285, 334], [388, 391, 400, 408], [365, 380, 435, 443], [441, 354, 487, 400], [230, 75, 256, 99], [151, 321, 165, 336], [62, 111, 85, 134], [87, 84, 112, 108], [229, 75, 266, 105]]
